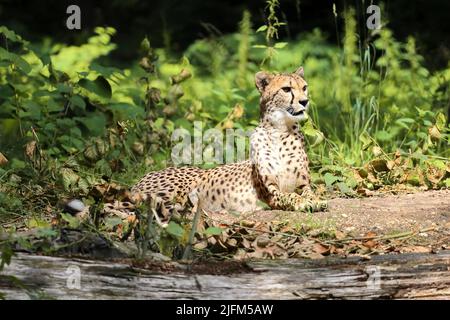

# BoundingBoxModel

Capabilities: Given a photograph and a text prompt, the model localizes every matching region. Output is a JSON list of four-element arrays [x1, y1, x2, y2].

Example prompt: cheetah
[[75, 67, 326, 222]]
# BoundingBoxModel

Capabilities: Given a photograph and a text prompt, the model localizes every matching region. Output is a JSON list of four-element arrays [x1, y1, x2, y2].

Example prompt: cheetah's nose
[[299, 99, 309, 107]]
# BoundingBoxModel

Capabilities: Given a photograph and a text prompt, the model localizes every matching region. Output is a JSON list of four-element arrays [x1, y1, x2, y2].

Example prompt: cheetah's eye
[[303, 85, 308, 91], [282, 87, 291, 93]]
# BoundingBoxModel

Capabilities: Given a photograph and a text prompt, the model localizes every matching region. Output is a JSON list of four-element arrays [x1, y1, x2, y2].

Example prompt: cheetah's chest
[[269, 133, 309, 193]]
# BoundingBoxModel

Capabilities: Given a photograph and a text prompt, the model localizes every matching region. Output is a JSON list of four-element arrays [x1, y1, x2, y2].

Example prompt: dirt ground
[[319, 189, 450, 234], [214, 189, 450, 246]]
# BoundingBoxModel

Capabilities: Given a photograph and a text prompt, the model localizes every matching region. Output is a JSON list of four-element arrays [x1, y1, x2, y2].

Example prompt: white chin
[[288, 112, 308, 122], [269, 109, 308, 126]]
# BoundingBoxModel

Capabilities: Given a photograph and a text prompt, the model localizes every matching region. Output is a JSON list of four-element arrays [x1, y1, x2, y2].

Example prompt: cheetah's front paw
[[293, 197, 327, 212]]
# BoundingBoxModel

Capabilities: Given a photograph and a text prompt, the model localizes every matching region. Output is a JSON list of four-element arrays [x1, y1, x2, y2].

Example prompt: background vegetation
[[0, 1, 449, 262]]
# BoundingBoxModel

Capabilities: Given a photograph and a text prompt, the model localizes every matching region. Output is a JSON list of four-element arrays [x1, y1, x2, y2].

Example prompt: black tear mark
[[289, 79, 295, 106]]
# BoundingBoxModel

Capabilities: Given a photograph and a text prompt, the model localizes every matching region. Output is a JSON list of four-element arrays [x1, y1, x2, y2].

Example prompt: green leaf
[[105, 217, 123, 229], [60, 168, 80, 191], [302, 119, 318, 137], [141, 37, 151, 51], [19, 101, 41, 120], [0, 26, 27, 44], [153, 117, 164, 129], [274, 42, 288, 49], [423, 119, 433, 127], [0, 47, 31, 74], [165, 221, 185, 239], [69, 95, 86, 110], [36, 228, 58, 238], [78, 76, 112, 99], [60, 212, 81, 228], [256, 199, 271, 210], [56, 83, 72, 93], [256, 25, 268, 33], [0, 84, 14, 98], [444, 178, 450, 188], [27, 218, 50, 229], [396, 118, 415, 129], [0, 244, 14, 270], [109, 103, 145, 120], [375, 130, 396, 142], [75, 114, 107, 136], [204, 227, 223, 236], [90, 63, 122, 78], [77, 178, 90, 194], [436, 112, 446, 131], [336, 182, 353, 195], [324, 172, 339, 187], [428, 159, 446, 170], [359, 131, 373, 150]]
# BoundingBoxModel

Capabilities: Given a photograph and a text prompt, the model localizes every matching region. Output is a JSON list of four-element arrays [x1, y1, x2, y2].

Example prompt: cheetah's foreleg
[[267, 185, 326, 212]]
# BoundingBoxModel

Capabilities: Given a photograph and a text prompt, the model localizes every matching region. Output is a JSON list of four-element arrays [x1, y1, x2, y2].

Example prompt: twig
[[49, 235, 89, 252], [322, 227, 437, 244]]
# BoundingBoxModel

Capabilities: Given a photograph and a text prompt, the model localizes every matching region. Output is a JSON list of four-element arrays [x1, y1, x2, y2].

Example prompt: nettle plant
[[0, 26, 197, 196]]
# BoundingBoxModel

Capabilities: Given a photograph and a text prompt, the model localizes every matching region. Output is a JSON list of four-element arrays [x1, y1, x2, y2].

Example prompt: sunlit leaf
[[435, 112, 446, 131], [274, 42, 288, 49], [256, 25, 268, 33]]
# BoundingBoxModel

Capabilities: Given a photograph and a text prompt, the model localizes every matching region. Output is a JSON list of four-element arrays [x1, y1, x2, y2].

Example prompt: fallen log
[[1, 251, 449, 299]]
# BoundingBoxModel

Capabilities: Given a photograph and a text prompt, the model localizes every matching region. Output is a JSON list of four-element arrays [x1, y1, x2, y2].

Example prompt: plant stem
[[182, 205, 201, 260]]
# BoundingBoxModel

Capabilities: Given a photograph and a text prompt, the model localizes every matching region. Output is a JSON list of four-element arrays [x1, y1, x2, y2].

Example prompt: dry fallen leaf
[[240, 220, 256, 228], [226, 238, 238, 248], [241, 238, 252, 249], [334, 230, 347, 240], [313, 243, 330, 255], [357, 188, 375, 196], [362, 231, 378, 248], [256, 236, 270, 248], [232, 103, 244, 119], [363, 239, 377, 249], [194, 240, 208, 250], [365, 231, 377, 238], [126, 215, 137, 224], [0, 152, 8, 166], [25, 141, 37, 160], [401, 246, 430, 253]]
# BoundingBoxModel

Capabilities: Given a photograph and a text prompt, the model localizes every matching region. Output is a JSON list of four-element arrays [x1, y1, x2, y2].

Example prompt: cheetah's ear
[[294, 66, 304, 78], [255, 71, 273, 93]]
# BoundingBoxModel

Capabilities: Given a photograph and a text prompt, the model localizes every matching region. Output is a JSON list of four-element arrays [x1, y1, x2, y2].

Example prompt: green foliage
[[0, 230, 14, 271], [253, 0, 288, 66]]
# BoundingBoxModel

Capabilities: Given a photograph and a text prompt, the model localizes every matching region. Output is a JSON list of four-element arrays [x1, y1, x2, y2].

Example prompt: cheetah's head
[[255, 67, 309, 123]]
